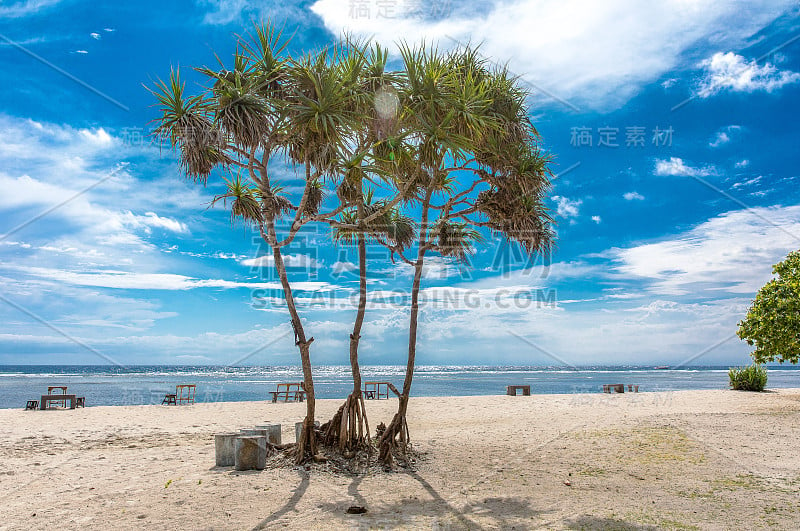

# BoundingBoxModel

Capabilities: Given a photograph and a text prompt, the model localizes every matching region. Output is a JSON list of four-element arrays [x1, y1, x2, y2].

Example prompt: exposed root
[[377, 411, 410, 467], [293, 417, 319, 464], [320, 392, 372, 455]]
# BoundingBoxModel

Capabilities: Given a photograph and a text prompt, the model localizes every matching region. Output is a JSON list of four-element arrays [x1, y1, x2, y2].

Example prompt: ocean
[[2, 365, 799, 409]]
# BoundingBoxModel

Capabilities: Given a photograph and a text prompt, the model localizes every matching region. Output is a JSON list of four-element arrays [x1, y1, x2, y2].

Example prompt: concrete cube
[[255, 424, 281, 445], [234, 436, 268, 471], [214, 432, 240, 467], [295, 420, 320, 443]]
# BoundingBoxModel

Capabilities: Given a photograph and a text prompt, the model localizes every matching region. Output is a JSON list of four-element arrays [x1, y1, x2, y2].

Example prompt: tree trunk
[[321, 202, 370, 453], [269, 224, 317, 463], [351, 231, 367, 395], [378, 185, 432, 465]]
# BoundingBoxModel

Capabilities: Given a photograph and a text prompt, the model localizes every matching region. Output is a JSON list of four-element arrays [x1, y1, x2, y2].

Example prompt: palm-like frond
[[210, 174, 262, 225], [255, 183, 293, 219], [432, 219, 483, 263], [303, 179, 324, 216], [198, 55, 271, 150], [147, 67, 229, 182], [476, 180, 555, 256], [283, 47, 359, 175], [334, 193, 417, 250], [240, 22, 291, 100]]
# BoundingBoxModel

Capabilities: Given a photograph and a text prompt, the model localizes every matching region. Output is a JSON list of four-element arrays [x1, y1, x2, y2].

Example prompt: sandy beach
[[1, 389, 799, 530]]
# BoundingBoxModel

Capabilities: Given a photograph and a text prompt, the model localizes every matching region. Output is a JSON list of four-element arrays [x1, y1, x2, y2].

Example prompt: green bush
[[728, 364, 767, 392]]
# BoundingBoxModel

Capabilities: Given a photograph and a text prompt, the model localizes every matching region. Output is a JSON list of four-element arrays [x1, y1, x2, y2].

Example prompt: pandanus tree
[[316, 41, 416, 453], [375, 45, 555, 464], [150, 25, 361, 463], [321, 193, 414, 453]]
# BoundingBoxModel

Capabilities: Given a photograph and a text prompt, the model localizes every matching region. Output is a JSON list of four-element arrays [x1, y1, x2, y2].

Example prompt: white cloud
[[0, 0, 60, 18], [381, 204, 800, 364], [240, 254, 319, 269], [2, 266, 336, 292], [735, 159, 750, 168], [697, 51, 800, 97], [309, 0, 796, 110], [552, 195, 582, 219], [661, 78, 678, 89], [119, 211, 189, 234], [654, 157, 715, 177], [607, 205, 800, 296], [90, 32, 101, 40], [591, 215, 602, 224], [200, 0, 249, 24], [623, 191, 645, 201], [709, 125, 741, 148], [376, 256, 464, 280], [331, 261, 357, 275], [199, 0, 306, 25], [709, 131, 730, 147], [732, 176, 762, 189]]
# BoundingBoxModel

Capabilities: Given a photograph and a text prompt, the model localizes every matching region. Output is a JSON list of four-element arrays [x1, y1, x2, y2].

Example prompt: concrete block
[[255, 424, 281, 445], [214, 432, 240, 467], [295, 420, 320, 443], [234, 436, 268, 471]]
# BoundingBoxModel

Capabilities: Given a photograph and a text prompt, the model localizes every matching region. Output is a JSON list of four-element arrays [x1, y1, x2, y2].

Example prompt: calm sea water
[[1, 365, 799, 409]]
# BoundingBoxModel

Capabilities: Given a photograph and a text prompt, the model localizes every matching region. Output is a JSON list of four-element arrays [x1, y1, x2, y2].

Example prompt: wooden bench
[[506, 385, 531, 396], [162, 394, 177, 405], [25, 400, 39, 410], [603, 384, 625, 393], [270, 383, 306, 403], [40, 394, 77, 409]]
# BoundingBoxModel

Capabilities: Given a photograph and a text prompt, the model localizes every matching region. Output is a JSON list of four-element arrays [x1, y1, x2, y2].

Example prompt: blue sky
[[1, 0, 799, 366]]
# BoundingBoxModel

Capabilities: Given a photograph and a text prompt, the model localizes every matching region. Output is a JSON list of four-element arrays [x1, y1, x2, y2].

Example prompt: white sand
[[1, 389, 799, 530]]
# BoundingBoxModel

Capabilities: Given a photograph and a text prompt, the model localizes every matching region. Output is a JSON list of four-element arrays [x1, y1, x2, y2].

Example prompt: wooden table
[[175, 384, 196, 404], [506, 385, 531, 396], [40, 394, 77, 409], [47, 386, 68, 407], [270, 383, 305, 403], [363, 382, 389, 400]]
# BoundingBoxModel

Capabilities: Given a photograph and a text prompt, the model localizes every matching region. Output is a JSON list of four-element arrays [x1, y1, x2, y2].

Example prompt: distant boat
[[654, 365, 669, 370]]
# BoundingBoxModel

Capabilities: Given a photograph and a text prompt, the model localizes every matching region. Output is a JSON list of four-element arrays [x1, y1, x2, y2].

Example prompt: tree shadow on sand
[[564, 515, 660, 530], [251, 470, 309, 530], [325, 470, 550, 530]]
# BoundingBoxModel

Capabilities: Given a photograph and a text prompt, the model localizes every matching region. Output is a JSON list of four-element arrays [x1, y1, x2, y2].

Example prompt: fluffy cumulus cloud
[[697, 52, 800, 98], [307, 0, 796, 110], [552, 195, 582, 220], [654, 157, 716, 178]]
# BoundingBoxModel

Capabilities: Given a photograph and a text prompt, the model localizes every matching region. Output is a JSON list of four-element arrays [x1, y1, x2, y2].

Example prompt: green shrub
[[728, 364, 767, 392]]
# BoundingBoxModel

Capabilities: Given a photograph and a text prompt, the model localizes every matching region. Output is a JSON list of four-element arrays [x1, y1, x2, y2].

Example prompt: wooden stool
[[25, 400, 39, 410], [162, 394, 177, 405]]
